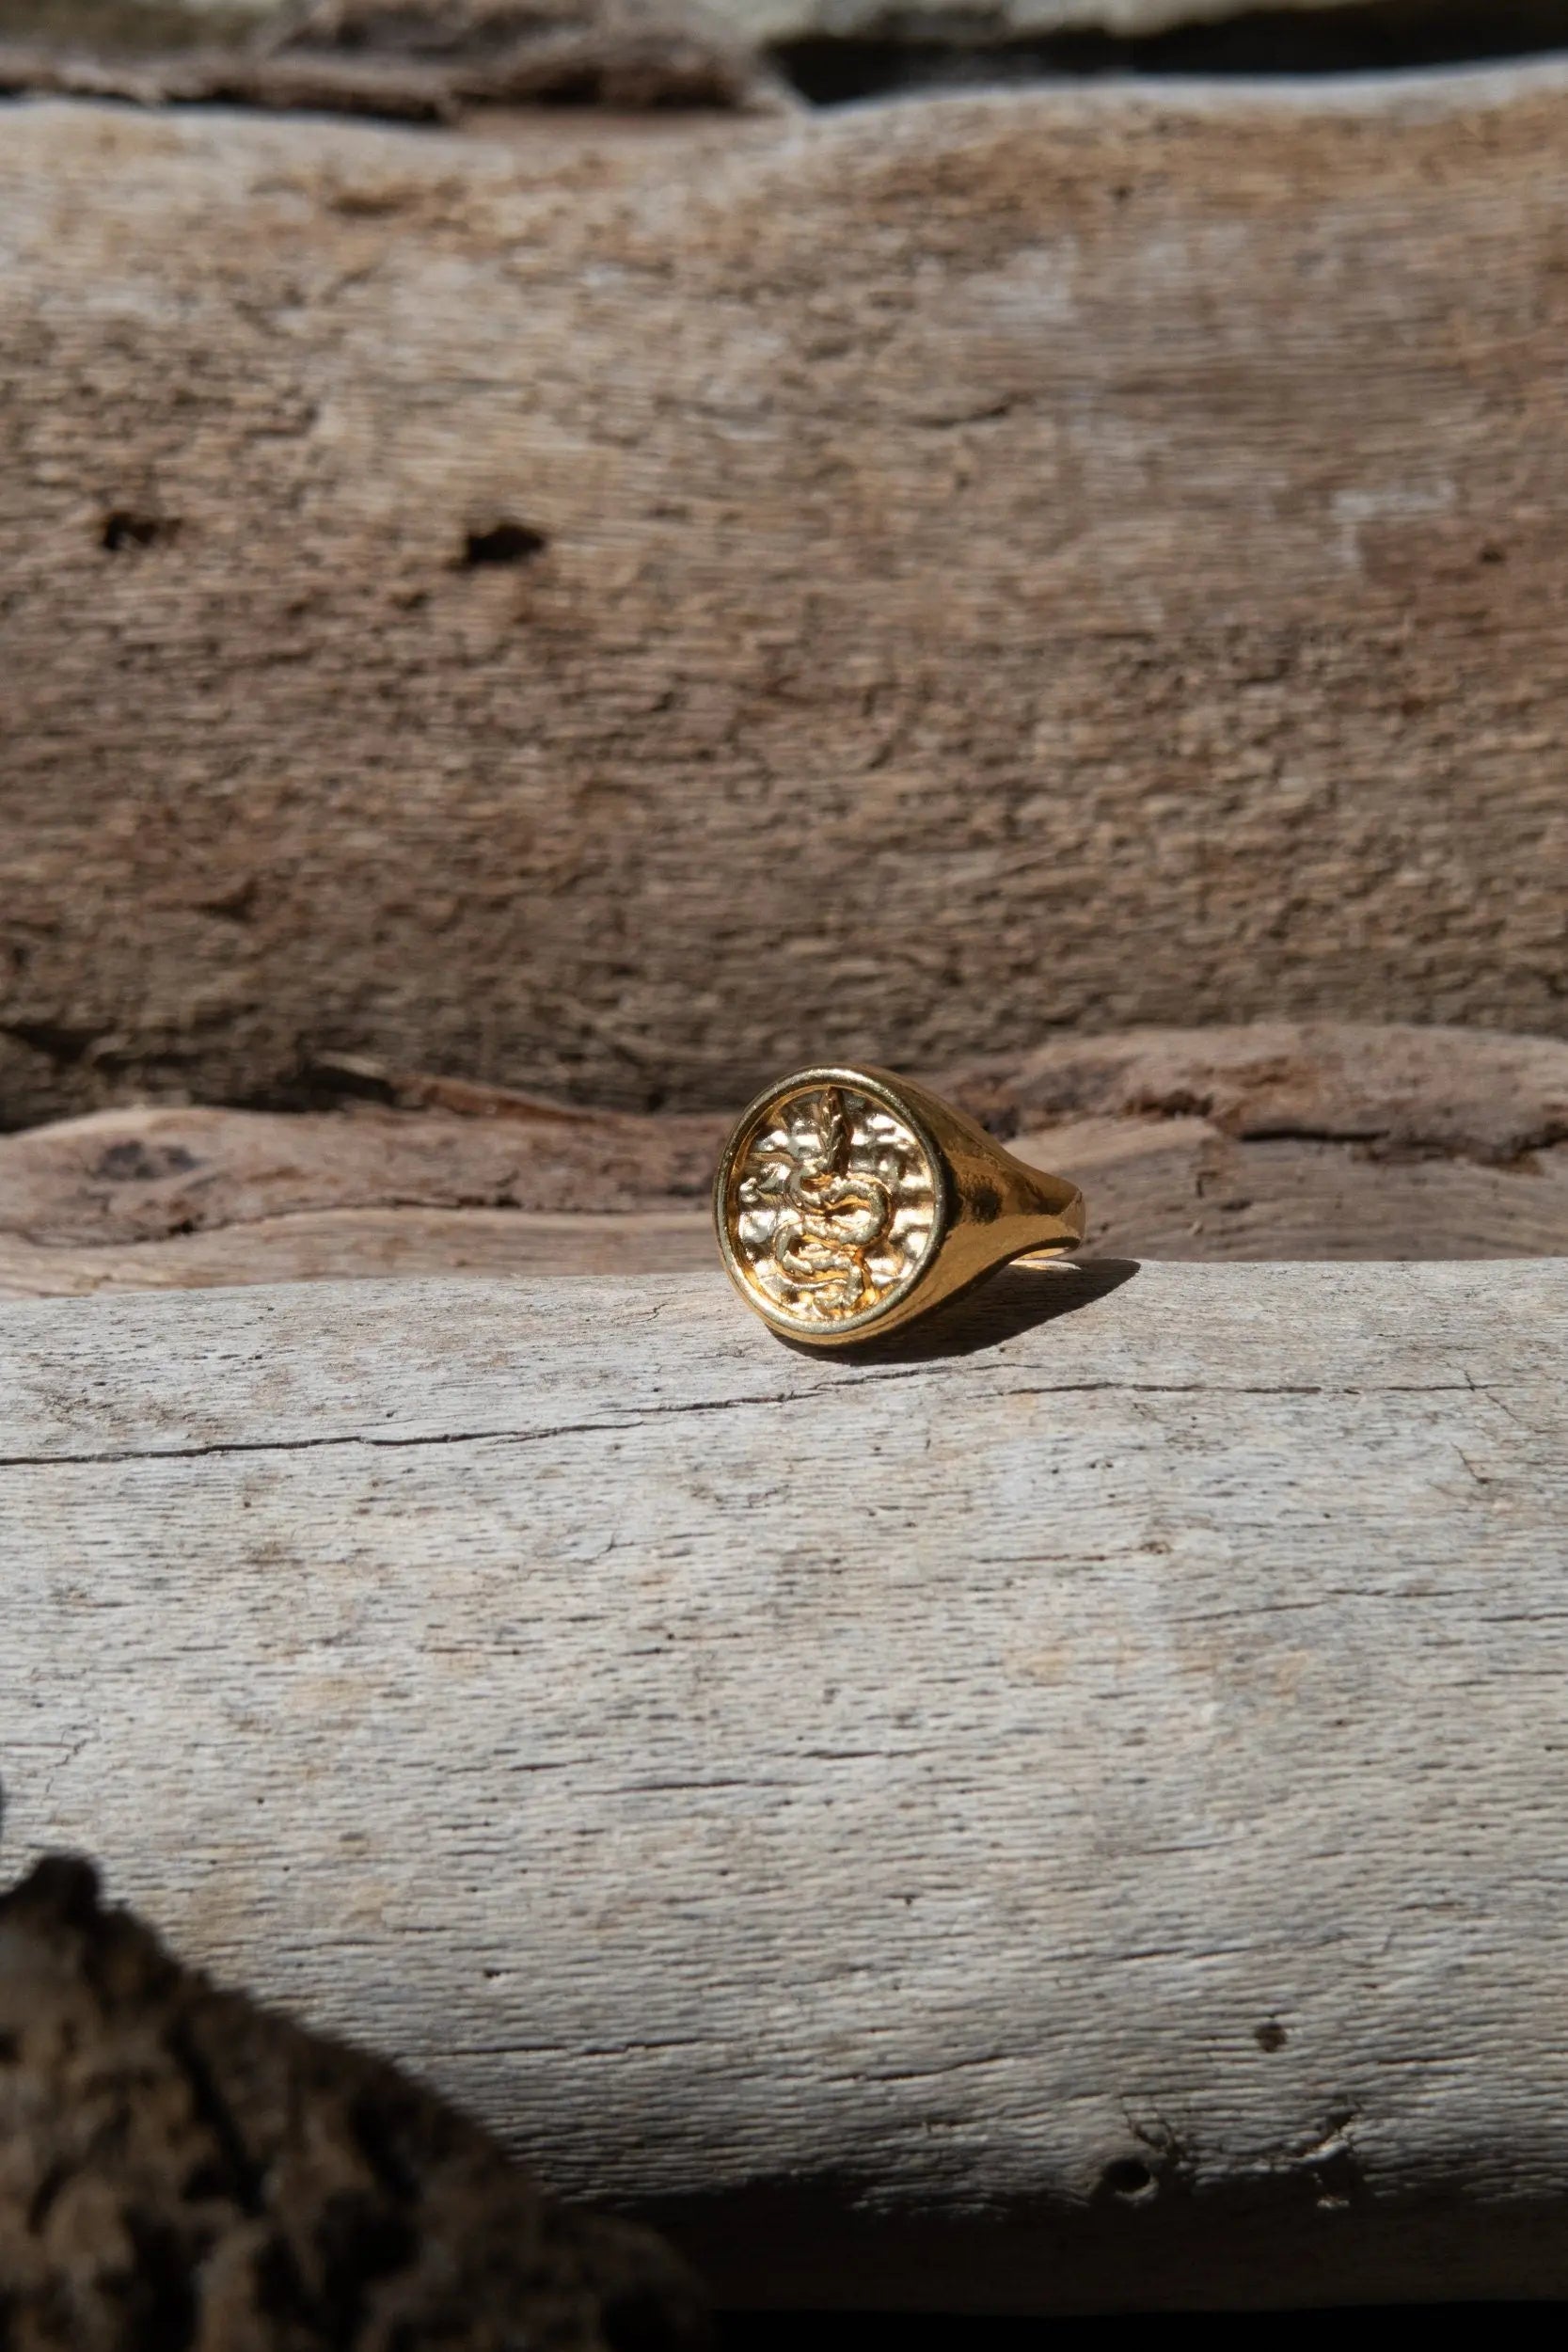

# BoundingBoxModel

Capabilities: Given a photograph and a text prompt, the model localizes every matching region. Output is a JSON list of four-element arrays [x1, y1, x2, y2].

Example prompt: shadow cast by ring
[[775, 1256, 1141, 1364]]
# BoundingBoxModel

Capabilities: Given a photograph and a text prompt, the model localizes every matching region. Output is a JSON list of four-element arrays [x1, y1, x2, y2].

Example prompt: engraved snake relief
[[766, 1087, 894, 1315]]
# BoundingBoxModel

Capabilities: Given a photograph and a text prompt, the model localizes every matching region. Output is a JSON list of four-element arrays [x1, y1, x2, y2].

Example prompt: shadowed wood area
[[1, 1023, 1562, 1291], [3, 0, 1562, 106], [3, 71, 1568, 1125], [0, 1857, 706, 2350], [2, 1261, 1564, 2310]]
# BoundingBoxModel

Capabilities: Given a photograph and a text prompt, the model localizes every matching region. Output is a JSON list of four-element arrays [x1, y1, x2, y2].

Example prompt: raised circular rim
[[713, 1065, 950, 1340]]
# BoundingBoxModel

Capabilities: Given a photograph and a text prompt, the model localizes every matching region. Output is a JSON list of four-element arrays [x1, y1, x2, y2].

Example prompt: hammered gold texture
[[724, 1083, 939, 1332]]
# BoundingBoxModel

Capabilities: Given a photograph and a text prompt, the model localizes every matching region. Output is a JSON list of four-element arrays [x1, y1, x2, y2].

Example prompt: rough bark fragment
[[0, 1855, 707, 2350], [3, 77, 1568, 1122]]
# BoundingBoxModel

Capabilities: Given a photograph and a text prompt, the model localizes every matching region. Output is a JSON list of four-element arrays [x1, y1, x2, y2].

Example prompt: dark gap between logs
[[770, 0, 1568, 106]]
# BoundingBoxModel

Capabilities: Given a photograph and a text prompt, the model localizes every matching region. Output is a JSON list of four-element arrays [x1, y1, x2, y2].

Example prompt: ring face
[[716, 1073, 945, 1340]]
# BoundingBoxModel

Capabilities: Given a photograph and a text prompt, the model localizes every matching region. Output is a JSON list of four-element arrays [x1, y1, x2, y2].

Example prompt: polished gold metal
[[713, 1065, 1085, 1346]]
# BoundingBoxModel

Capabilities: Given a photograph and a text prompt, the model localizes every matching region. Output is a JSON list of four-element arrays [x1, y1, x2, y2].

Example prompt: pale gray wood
[[1, 1263, 1564, 2307]]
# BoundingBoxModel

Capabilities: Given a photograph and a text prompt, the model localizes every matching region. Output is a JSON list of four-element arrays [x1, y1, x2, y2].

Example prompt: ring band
[[713, 1064, 1085, 1346]]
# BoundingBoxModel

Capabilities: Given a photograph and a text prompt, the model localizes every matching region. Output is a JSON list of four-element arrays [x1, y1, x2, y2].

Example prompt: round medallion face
[[717, 1074, 943, 1337]]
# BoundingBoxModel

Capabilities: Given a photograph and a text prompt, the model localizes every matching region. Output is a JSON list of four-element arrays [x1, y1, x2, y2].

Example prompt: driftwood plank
[[0, 0, 1523, 117], [4, 72, 1568, 1127], [3, 1022, 1564, 1290], [0, 0, 776, 118], [0, 0, 1435, 104], [6, 1119, 1568, 1292], [2, 1262, 1565, 2309]]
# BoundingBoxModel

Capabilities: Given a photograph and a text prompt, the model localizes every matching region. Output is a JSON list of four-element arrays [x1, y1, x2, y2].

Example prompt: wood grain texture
[[0, 0, 777, 116], [4, 73, 1568, 1127], [3, 1022, 1564, 1291], [2, 1262, 1565, 2309], [0, 1201, 721, 1291]]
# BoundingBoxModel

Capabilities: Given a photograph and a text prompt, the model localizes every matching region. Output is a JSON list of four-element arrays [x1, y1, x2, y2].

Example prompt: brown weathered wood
[[0, 0, 1504, 75], [3, 72, 1568, 1125], [1, 1023, 1563, 1292], [0, 0, 1432, 52], [0, 0, 776, 117]]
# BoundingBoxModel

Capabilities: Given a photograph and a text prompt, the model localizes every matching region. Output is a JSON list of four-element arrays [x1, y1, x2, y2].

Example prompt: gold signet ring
[[714, 1064, 1085, 1347]]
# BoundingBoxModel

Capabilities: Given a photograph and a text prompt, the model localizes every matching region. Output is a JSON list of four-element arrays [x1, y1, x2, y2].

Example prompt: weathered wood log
[[1, 0, 1524, 73], [5, 72, 1568, 1128], [0, 0, 777, 116], [0, 1855, 708, 2350], [3, 1262, 1565, 2310], [2, 1023, 1563, 1291]]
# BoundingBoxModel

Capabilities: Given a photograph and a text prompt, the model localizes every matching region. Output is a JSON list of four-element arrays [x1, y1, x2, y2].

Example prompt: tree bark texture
[[2, 1262, 1564, 2309], [0, 1854, 707, 2350], [3, 72, 1568, 1125]]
